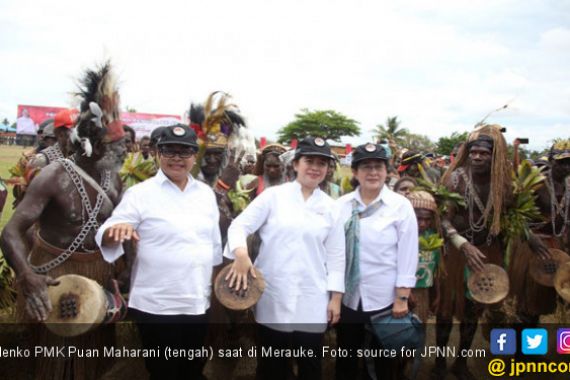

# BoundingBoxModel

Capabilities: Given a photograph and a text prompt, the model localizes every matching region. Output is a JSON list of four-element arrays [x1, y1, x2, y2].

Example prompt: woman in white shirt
[[336, 143, 418, 380], [96, 124, 222, 380], [225, 136, 345, 380]]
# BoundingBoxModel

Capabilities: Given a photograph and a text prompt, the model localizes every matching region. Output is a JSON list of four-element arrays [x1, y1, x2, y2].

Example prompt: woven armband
[[449, 233, 468, 250]]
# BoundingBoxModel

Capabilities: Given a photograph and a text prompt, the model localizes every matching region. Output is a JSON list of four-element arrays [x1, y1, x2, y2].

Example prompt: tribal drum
[[467, 264, 509, 304], [215, 264, 265, 311], [44, 274, 126, 337], [530, 248, 570, 287]]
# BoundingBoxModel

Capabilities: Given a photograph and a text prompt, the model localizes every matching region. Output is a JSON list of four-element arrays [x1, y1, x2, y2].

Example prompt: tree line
[[276, 110, 548, 159]]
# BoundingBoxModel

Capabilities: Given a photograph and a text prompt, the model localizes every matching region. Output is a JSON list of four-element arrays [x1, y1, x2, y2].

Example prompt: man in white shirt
[[16, 108, 38, 146], [336, 143, 418, 380], [97, 124, 222, 380]]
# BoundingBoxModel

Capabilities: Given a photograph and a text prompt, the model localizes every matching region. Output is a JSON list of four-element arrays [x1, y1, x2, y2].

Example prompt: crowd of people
[[0, 62, 569, 380]]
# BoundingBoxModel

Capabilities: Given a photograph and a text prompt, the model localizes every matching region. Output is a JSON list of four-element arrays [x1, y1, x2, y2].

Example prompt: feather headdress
[[73, 61, 125, 156], [228, 127, 257, 157], [189, 91, 245, 148], [189, 91, 247, 176], [550, 138, 570, 161]]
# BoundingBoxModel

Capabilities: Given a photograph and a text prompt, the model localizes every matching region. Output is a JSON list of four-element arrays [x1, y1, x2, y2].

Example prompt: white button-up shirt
[[16, 116, 37, 135], [225, 181, 345, 333], [337, 186, 418, 312], [96, 170, 222, 315]]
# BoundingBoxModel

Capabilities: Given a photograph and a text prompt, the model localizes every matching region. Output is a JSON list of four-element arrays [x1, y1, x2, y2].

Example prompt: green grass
[[0, 145, 25, 232]]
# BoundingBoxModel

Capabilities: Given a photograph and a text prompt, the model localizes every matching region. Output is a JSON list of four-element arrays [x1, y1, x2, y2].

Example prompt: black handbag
[[367, 309, 425, 351]]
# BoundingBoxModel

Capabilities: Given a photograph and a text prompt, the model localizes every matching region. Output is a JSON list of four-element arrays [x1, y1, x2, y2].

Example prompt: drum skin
[[530, 248, 570, 287], [214, 264, 265, 311], [45, 274, 107, 337], [467, 264, 509, 304]]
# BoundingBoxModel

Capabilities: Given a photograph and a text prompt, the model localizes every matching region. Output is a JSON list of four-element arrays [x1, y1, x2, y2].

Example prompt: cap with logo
[[157, 124, 198, 149], [352, 143, 389, 167], [294, 136, 335, 161]]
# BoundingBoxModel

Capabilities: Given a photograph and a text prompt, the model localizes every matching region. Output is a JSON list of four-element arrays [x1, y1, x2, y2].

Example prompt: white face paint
[[95, 138, 127, 172]]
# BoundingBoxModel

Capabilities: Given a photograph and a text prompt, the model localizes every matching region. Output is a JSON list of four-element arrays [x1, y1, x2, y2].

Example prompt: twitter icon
[[522, 329, 548, 355]]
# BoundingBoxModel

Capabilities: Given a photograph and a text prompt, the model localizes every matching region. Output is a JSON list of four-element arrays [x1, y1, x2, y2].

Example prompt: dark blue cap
[[352, 143, 389, 167], [157, 124, 198, 149], [294, 136, 335, 160]]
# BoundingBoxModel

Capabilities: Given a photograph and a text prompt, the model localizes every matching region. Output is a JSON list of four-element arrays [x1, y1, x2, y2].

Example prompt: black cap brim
[[294, 151, 335, 161], [352, 156, 388, 165], [157, 141, 199, 149]]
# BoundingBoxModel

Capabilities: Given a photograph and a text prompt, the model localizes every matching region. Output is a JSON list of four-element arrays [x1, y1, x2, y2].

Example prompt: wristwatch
[[397, 296, 409, 301]]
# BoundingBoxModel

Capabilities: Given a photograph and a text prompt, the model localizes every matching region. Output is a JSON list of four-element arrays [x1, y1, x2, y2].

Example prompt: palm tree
[[371, 116, 409, 146]]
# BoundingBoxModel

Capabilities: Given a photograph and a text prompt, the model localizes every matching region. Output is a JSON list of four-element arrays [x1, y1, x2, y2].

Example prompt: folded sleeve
[[95, 187, 142, 263], [225, 188, 272, 259]]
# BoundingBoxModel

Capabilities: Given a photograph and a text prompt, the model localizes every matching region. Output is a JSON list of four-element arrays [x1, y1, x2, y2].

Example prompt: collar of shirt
[[155, 169, 196, 192], [291, 179, 325, 203], [353, 185, 395, 209]]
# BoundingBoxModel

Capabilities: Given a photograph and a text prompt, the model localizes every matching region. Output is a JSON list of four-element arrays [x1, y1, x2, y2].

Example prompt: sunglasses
[[159, 148, 196, 159]]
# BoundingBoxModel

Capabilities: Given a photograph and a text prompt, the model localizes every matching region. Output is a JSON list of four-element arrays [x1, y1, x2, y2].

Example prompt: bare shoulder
[[9, 162, 68, 217], [25, 161, 67, 196]]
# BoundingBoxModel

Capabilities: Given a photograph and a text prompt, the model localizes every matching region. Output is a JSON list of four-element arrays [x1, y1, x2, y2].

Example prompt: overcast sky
[[1, 0, 569, 151]]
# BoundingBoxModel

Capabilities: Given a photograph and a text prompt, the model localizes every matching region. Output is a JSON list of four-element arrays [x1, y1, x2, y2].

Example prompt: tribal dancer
[[510, 139, 570, 324], [0, 62, 127, 380], [188, 92, 256, 379], [542, 140, 570, 252], [434, 125, 514, 380]]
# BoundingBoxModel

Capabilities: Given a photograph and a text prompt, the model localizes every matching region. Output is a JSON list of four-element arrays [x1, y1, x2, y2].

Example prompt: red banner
[[17, 105, 63, 133], [120, 112, 181, 139], [17, 105, 181, 140]]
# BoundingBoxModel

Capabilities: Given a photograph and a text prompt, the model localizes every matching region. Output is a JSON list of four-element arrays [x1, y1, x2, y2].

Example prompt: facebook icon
[[491, 329, 517, 355]]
